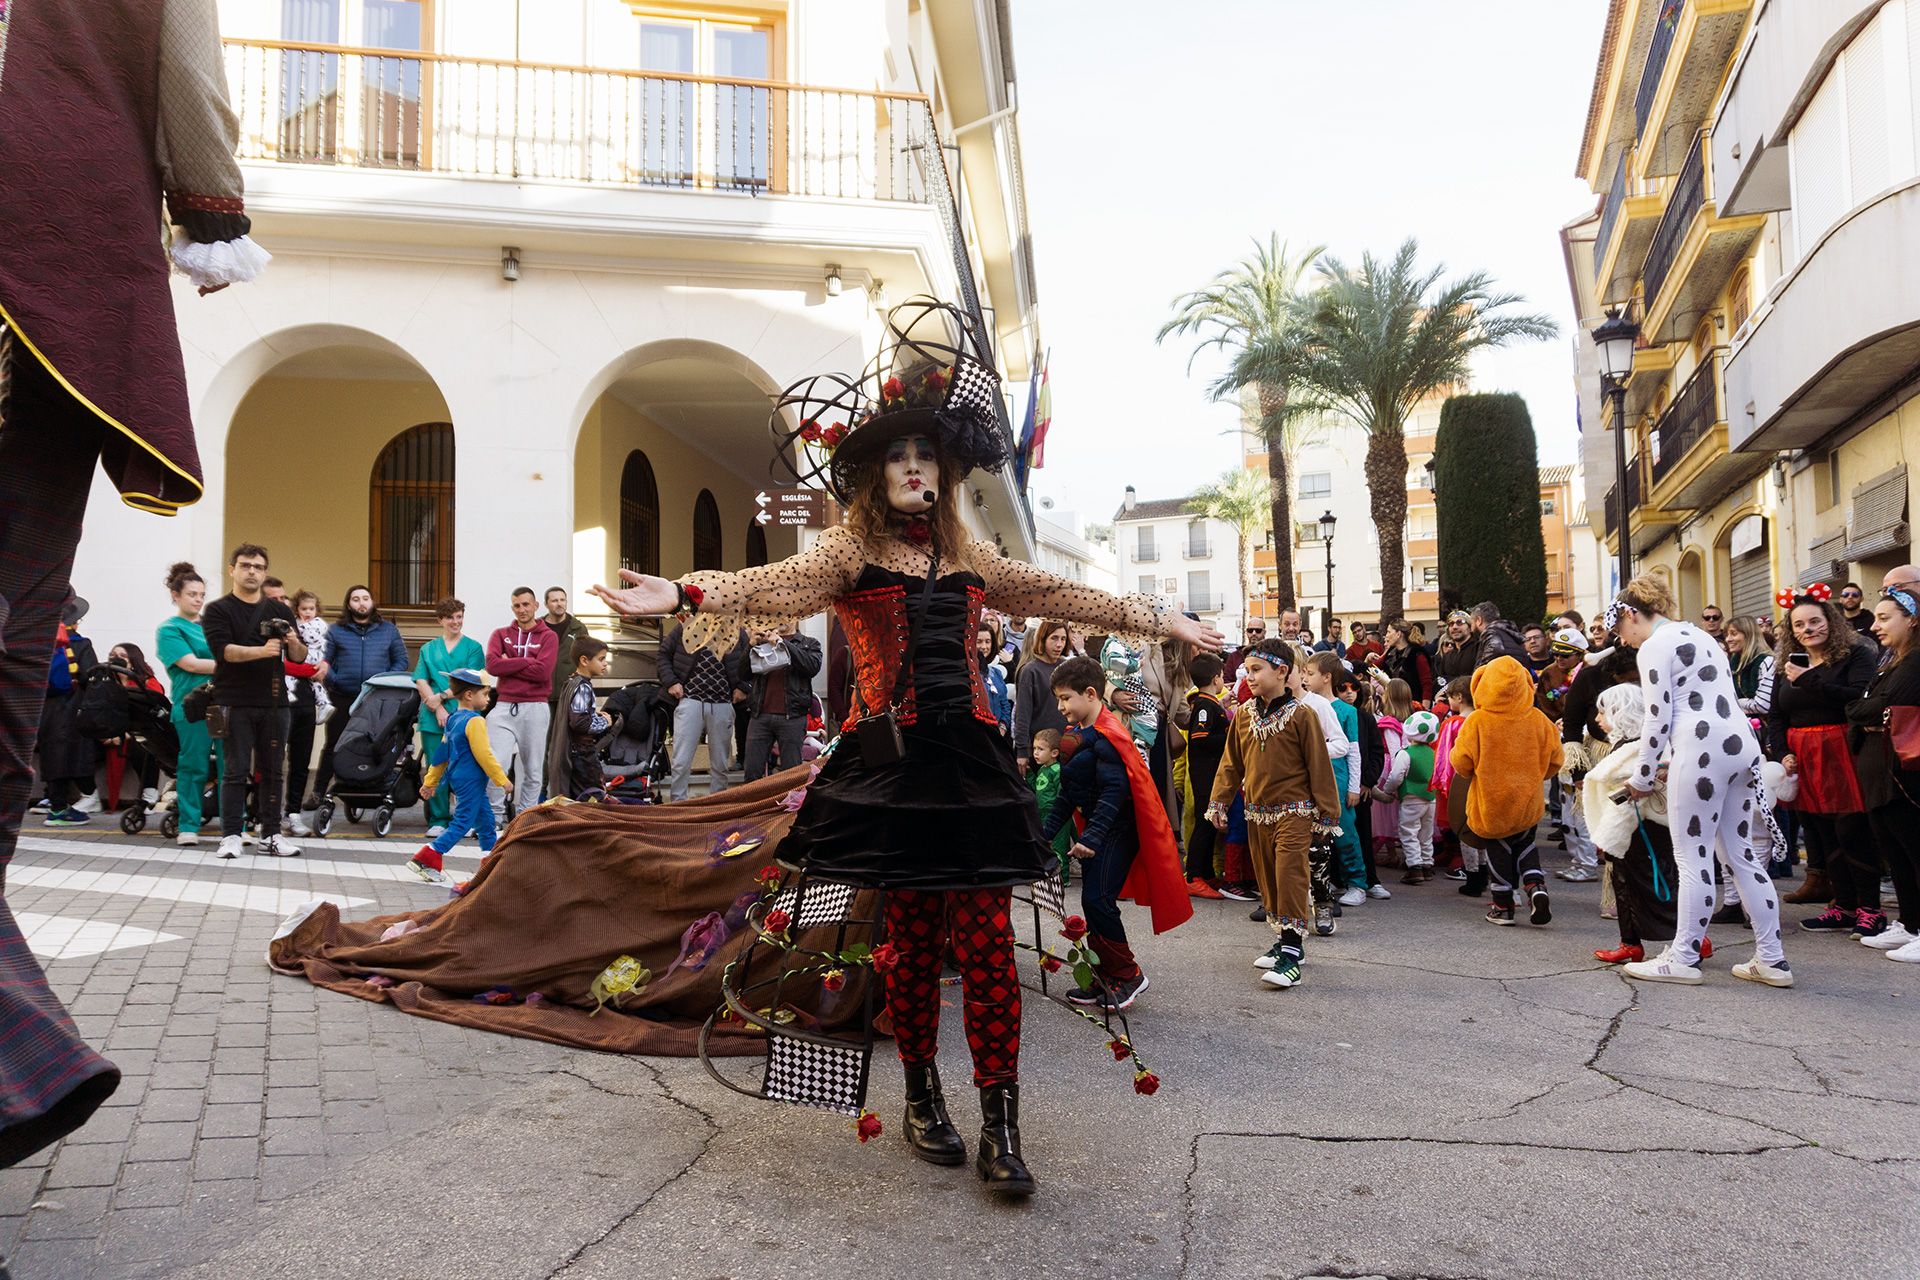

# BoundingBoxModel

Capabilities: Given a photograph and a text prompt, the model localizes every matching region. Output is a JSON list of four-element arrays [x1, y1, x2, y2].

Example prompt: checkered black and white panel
[[1025, 873, 1067, 920], [770, 879, 858, 929], [763, 1031, 868, 1116]]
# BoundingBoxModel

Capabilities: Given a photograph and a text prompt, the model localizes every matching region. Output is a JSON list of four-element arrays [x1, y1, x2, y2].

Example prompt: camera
[[261, 616, 295, 641]]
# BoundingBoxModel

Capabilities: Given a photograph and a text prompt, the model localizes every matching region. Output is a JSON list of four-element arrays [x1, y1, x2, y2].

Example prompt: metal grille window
[[369, 422, 453, 607], [693, 489, 724, 571], [619, 451, 660, 578]]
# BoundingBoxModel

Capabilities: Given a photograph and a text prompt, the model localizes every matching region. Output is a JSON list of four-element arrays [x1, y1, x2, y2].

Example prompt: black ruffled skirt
[[781, 711, 1052, 890]]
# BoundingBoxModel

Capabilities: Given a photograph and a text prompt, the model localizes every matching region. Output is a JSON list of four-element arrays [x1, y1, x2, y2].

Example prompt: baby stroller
[[315, 673, 422, 837], [600, 680, 673, 805], [73, 662, 190, 838]]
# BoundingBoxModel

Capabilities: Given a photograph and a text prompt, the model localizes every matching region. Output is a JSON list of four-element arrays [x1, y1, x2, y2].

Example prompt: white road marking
[[14, 836, 470, 885], [7, 864, 373, 916], [17, 913, 183, 961]]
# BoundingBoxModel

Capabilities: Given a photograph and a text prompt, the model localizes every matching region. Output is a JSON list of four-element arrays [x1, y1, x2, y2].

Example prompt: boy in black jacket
[[1183, 652, 1230, 896], [1041, 656, 1147, 1010]]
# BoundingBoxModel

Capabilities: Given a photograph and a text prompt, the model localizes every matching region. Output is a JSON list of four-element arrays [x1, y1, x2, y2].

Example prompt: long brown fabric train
[[268, 764, 876, 1056]]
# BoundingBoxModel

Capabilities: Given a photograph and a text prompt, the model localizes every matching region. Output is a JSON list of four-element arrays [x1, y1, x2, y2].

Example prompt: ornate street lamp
[[1425, 456, 1442, 613], [1319, 509, 1338, 642], [1592, 307, 1640, 595]]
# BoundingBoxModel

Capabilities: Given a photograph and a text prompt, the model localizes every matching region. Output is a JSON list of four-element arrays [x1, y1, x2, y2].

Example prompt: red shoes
[[1186, 877, 1226, 900], [1594, 944, 1644, 964]]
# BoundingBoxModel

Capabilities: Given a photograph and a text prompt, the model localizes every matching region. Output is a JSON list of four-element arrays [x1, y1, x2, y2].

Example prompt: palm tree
[[1185, 467, 1270, 624], [1157, 235, 1325, 611], [1288, 238, 1557, 621]]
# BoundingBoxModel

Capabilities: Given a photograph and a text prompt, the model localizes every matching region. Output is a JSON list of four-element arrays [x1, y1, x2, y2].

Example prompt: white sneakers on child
[[1623, 948, 1703, 985], [1887, 936, 1920, 963], [1365, 884, 1392, 900], [1731, 958, 1795, 987], [255, 835, 301, 858], [1337, 887, 1367, 907], [215, 835, 244, 861], [1863, 923, 1917, 951]]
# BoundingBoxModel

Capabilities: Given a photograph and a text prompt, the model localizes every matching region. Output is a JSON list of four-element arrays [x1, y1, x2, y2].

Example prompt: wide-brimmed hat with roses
[[770, 296, 1011, 503]]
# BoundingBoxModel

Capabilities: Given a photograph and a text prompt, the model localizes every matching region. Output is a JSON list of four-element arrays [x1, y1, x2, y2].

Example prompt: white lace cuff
[[171, 234, 272, 289]]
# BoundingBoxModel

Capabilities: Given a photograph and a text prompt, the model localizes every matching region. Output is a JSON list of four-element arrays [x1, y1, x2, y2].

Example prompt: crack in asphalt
[[543, 1061, 722, 1279]]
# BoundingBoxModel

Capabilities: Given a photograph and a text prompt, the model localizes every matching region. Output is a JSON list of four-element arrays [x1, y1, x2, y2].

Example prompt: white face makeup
[[883, 434, 940, 515]]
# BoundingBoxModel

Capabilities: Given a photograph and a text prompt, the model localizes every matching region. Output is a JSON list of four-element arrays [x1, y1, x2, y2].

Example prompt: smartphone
[[1610, 789, 1632, 805], [1788, 651, 1811, 667]]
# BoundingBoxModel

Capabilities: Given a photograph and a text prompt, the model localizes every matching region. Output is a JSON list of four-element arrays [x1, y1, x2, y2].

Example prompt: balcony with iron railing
[[1647, 348, 1768, 509], [1636, 0, 1755, 178], [1638, 131, 1764, 345], [225, 39, 945, 204], [1184, 541, 1213, 560], [1633, 1, 1682, 140], [1133, 546, 1161, 563], [1591, 147, 1665, 305], [1642, 133, 1704, 306]]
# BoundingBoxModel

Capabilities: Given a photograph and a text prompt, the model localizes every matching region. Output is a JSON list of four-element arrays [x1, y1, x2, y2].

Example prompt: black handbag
[[853, 557, 939, 767]]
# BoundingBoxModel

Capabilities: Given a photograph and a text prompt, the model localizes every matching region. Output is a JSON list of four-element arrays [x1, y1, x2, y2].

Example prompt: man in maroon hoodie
[[484, 587, 558, 822]]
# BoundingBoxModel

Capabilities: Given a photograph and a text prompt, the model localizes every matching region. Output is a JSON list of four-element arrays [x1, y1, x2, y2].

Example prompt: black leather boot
[[902, 1062, 966, 1166], [975, 1084, 1036, 1197]]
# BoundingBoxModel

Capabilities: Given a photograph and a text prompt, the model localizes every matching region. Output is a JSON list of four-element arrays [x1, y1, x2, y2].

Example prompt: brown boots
[[1781, 868, 1831, 904]]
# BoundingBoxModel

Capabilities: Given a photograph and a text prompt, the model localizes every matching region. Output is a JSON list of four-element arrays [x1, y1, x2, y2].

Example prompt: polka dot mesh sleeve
[[970, 540, 1169, 643], [676, 526, 863, 652]]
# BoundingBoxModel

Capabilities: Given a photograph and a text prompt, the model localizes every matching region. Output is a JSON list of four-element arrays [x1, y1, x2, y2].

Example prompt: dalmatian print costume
[[1631, 618, 1787, 969]]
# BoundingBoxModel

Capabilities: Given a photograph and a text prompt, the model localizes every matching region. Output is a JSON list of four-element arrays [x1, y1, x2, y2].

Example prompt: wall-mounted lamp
[[1772, 455, 1788, 491], [824, 265, 843, 297], [868, 278, 887, 309], [972, 488, 989, 510], [502, 247, 521, 282]]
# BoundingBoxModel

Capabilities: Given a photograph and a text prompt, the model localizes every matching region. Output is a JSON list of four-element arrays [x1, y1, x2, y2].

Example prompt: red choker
[[899, 515, 932, 545]]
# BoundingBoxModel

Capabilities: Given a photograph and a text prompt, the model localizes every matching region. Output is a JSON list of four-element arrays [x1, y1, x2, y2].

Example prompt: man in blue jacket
[[300, 585, 409, 822]]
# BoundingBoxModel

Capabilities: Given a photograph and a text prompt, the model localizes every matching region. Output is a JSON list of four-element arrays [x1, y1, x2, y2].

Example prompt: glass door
[[639, 21, 696, 184], [634, 11, 776, 191], [711, 25, 770, 190], [360, 0, 426, 168]]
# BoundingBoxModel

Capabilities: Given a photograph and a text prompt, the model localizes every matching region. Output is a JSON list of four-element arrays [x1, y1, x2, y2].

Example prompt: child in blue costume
[[410, 669, 511, 884]]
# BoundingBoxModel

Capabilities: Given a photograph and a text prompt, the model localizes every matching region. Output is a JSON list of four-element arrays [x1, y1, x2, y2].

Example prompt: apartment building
[[72, 0, 1042, 650], [1566, 0, 1920, 621], [1111, 490, 1245, 636]]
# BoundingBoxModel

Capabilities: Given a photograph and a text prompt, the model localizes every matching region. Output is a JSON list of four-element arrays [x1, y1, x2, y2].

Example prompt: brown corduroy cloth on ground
[[268, 765, 877, 1057]]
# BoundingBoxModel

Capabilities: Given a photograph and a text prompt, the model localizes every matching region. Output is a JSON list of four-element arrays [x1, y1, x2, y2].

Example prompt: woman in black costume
[[593, 300, 1219, 1197]]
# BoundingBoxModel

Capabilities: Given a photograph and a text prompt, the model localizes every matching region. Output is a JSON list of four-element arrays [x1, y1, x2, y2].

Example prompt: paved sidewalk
[[3, 817, 1918, 1278]]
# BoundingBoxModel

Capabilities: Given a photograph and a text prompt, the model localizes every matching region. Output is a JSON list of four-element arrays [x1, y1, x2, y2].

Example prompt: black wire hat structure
[[771, 296, 1012, 503]]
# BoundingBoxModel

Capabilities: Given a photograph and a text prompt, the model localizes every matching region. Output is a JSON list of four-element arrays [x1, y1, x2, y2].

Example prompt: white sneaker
[[1732, 958, 1795, 987], [140, 787, 161, 806], [424, 825, 447, 840], [1623, 949, 1703, 985], [286, 814, 313, 837], [176, 831, 199, 847], [1862, 923, 1917, 951], [1886, 937, 1920, 963], [255, 835, 301, 858], [1555, 868, 1599, 883], [73, 792, 103, 814], [215, 835, 244, 860], [1337, 887, 1367, 907], [1366, 884, 1392, 900]]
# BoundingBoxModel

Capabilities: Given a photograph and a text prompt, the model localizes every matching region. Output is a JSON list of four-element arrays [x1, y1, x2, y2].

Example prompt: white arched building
[[76, 0, 1041, 661]]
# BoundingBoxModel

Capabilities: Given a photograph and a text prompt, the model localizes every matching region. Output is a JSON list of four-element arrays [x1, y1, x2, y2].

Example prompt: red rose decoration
[[926, 368, 948, 392], [1040, 954, 1062, 973], [800, 420, 823, 443], [855, 1111, 883, 1143], [756, 865, 783, 889], [763, 908, 791, 934], [824, 424, 847, 447], [1133, 1070, 1161, 1096], [1108, 1039, 1130, 1062], [822, 969, 846, 992], [869, 942, 900, 973], [883, 377, 905, 400], [1060, 915, 1089, 943]]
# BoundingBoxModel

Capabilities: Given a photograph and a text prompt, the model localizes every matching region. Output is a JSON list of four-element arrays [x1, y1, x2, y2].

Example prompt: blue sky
[[1011, 0, 1610, 517]]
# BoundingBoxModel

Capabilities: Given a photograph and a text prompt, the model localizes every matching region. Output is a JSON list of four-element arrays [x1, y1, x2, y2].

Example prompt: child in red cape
[[1041, 657, 1191, 1010]]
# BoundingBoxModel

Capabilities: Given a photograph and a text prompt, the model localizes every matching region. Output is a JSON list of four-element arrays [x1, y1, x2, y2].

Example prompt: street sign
[[754, 489, 830, 528]]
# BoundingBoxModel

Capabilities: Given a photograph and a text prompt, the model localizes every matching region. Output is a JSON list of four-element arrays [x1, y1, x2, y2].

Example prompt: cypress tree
[[1434, 393, 1547, 623]]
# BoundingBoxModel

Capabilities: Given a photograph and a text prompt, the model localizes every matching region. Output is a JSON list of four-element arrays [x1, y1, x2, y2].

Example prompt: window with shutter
[[1844, 465, 1911, 560]]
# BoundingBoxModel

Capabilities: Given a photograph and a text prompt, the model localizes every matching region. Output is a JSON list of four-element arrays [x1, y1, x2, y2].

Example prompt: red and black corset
[[834, 567, 997, 731]]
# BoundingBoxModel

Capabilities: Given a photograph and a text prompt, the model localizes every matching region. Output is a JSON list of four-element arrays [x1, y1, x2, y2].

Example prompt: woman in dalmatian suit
[[1606, 574, 1795, 987]]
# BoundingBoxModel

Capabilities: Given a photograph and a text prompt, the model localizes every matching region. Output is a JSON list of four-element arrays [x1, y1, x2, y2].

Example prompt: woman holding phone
[[1768, 586, 1878, 920]]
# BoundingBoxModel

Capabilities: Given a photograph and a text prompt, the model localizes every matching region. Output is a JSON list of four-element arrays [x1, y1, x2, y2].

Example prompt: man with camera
[[199, 544, 306, 859], [743, 623, 824, 782]]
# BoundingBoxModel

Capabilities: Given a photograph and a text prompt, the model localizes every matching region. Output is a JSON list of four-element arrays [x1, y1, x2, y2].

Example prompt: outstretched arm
[[591, 526, 863, 650], [971, 541, 1225, 651]]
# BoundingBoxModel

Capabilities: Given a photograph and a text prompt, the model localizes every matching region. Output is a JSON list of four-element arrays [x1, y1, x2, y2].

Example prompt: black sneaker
[[1485, 904, 1517, 926], [1528, 885, 1552, 926], [1064, 985, 1102, 1006], [1217, 883, 1259, 902], [1248, 905, 1268, 923], [1098, 972, 1149, 1011]]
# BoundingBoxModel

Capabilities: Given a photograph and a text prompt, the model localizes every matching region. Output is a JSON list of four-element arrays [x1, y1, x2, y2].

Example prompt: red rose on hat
[[883, 377, 904, 400], [800, 420, 823, 443], [823, 423, 847, 447]]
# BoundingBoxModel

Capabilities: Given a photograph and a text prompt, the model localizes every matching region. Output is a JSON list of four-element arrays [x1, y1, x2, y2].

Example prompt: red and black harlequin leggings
[[883, 888, 1019, 1088]]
